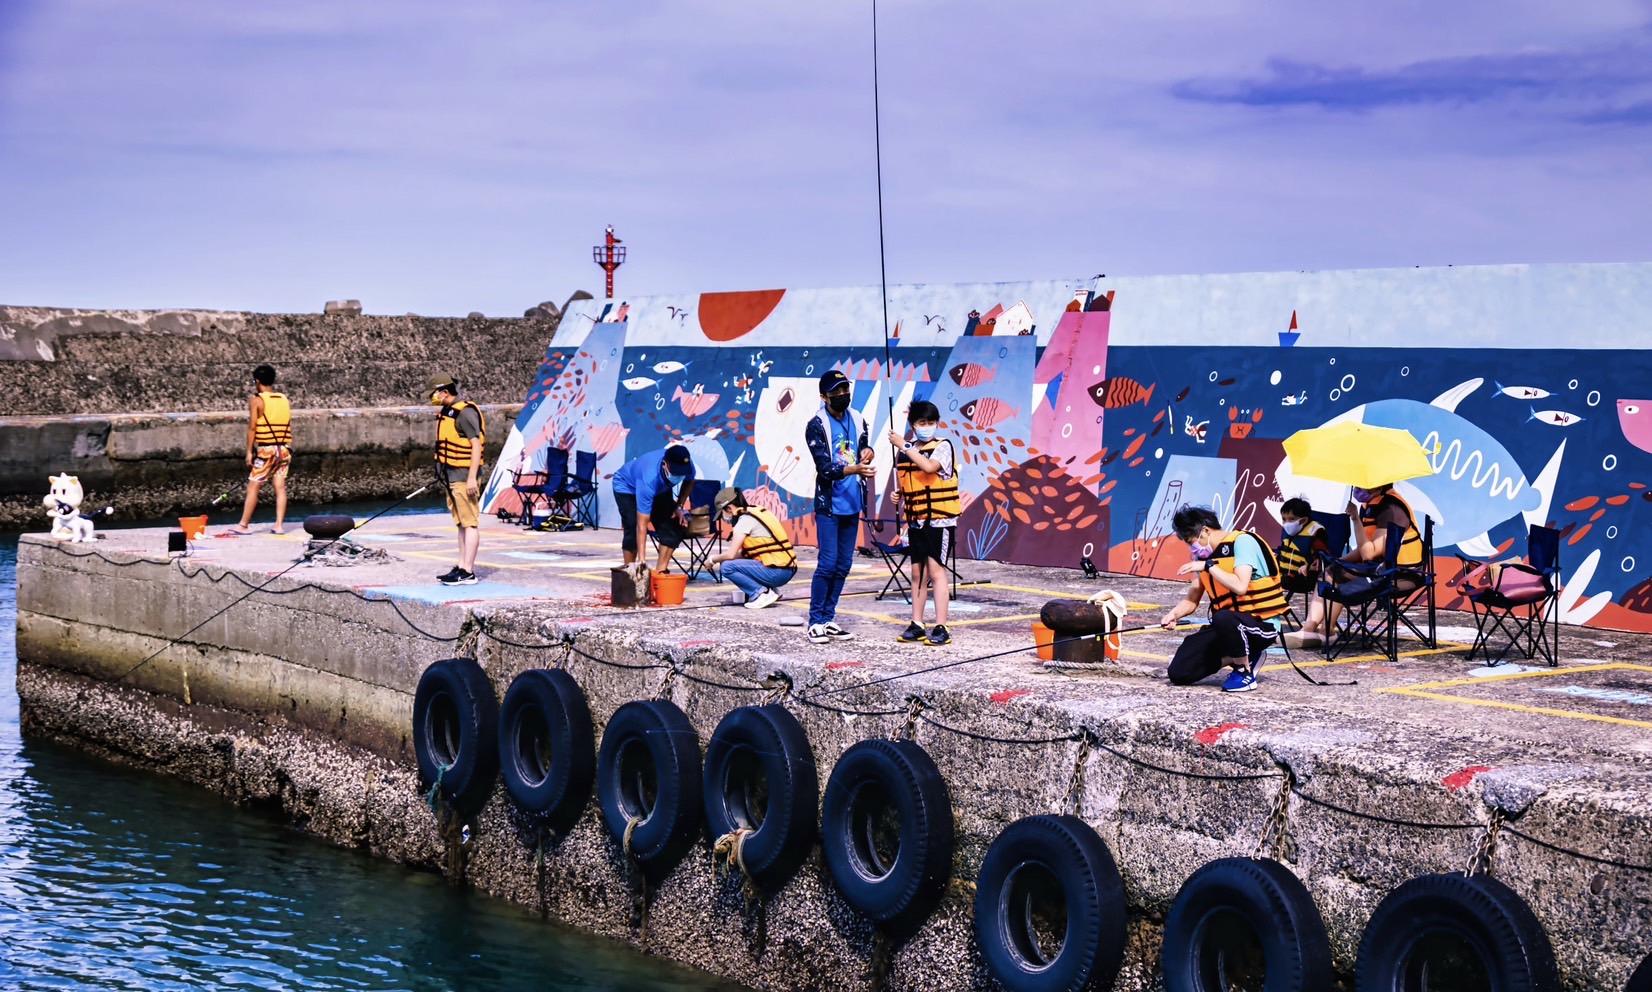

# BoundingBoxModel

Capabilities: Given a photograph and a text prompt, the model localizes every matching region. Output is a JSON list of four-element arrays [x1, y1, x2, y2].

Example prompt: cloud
[[1173, 36, 1652, 117]]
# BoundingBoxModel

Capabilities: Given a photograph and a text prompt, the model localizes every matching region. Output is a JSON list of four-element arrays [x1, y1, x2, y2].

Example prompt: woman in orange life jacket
[[1283, 483, 1422, 649], [1158, 506, 1290, 693], [707, 487, 797, 610]]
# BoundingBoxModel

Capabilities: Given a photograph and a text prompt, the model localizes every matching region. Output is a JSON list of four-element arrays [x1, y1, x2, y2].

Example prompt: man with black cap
[[427, 372, 485, 585], [611, 443, 696, 573], [804, 370, 874, 643], [708, 486, 796, 609]]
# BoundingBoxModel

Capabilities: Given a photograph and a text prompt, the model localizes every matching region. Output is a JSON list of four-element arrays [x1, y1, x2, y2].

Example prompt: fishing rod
[[869, 0, 902, 501], [111, 483, 432, 684]]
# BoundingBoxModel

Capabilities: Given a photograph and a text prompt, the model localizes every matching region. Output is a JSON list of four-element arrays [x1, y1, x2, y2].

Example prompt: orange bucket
[[651, 570, 688, 606], [178, 516, 209, 540], [1032, 621, 1055, 661]]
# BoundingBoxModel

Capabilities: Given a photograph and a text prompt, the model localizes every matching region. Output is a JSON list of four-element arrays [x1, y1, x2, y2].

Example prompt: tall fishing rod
[[868, 0, 904, 540], [111, 483, 432, 684]]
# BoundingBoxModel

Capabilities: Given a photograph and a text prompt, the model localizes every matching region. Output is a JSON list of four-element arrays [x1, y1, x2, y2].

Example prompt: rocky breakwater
[[14, 530, 1652, 990], [0, 304, 553, 526]]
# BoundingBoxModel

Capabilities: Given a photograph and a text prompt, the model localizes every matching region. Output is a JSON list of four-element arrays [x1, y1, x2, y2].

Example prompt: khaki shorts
[[447, 483, 481, 528]]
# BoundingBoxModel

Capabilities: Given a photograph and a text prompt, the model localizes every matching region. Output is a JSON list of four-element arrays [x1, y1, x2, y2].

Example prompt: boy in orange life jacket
[[1283, 483, 1419, 649], [1159, 506, 1289, 693], [888, 400, 959, 647], [1274, 496, 1328, 596], [231, 364, 292, 535]]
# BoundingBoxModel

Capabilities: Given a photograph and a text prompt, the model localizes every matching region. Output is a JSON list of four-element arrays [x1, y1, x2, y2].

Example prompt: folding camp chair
[[1316, 516, 1436, 663], [862, 515, 911, 601], [1279, 511, 1351, 631], [670, 479, 724, 580], [510, 445, 567, 527], [1454, 524, 1561, 667], [547, 449, 598, 530]]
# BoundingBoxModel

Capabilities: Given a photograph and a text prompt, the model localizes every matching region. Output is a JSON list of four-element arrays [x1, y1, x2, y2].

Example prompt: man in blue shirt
[[804, 370, 874, 644], [612, 444, 695, 573]]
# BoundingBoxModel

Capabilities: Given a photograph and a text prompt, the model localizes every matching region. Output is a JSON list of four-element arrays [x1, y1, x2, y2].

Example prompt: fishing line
[[111, 484, 432, 684]]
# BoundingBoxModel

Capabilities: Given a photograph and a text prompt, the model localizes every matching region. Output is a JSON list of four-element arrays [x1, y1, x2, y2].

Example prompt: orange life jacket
[[1198, 530, 1290, 621], [254, 392, 292, 446], [436, 400, 487, 469], [1361, 490, 1423, 568], [735, 506, 797, 568], [895, 438, 961, 521]]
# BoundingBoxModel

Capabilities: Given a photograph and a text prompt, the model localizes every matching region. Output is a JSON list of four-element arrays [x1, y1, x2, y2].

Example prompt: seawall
[[14, 518, 1652, 990], [0, 303, 557, 527]]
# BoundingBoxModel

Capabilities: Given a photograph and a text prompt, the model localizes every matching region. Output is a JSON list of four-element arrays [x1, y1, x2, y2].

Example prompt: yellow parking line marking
[[1267, 644, 1473, 671], [1378, 661, 1652, 690], [1381, 690, 1652, 730], [1372, 663, 1652, 730]]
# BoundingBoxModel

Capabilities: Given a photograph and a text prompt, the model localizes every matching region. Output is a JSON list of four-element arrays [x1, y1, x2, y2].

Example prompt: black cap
[[819, 370, 850, 393], [663, 444, 692, 467]]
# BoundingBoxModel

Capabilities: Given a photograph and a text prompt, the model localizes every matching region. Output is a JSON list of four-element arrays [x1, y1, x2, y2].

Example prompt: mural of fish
[[1528, 407, 1583, 427], [621, 376, 658, 391], [585, 422, 630, 455], [653, 360, 690, 375], [949, 362, 996, 388], [961, 397, 1020, 429], [1496, 382, 1551, 399], [1618, 400, 1652, 454], [1087, 377, 1155, 409], [672, 384, 720, 418]]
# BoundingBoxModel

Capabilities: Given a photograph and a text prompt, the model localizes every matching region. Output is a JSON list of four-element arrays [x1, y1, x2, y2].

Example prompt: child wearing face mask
[[1158, 505, 1290, 692], [1284, 483, 1421, 648], [1274, 497, 1328, 598], [888, 400, 959, 646]]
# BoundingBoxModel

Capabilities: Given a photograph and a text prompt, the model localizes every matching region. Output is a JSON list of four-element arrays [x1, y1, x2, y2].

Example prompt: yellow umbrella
[[1282, 422, 1435, 489]]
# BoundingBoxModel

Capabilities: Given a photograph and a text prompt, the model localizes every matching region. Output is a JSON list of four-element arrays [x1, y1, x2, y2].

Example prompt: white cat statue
[[44, 473, 105, 543]]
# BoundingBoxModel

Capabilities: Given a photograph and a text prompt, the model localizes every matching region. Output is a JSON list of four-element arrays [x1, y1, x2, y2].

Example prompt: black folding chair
[[1279, 511, 1351, 631], [670, 479, 724, 580], [547, 449, 598, 530], [1454, 524, 1561, 667], [1316, 516, 1436, 663], [510, 445, 567, 527]]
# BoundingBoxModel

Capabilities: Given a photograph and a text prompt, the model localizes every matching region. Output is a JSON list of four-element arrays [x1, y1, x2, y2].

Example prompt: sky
[[2, 0, 1651, 316]]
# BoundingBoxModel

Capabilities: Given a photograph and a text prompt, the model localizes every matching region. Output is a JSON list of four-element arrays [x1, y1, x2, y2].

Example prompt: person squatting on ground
[[1160, 506, 1290, 693], [232, 364, 292, 535], [611, 443, 695, 573], [1284, 483, 1422, 649], [709, 487, 797, 609], [428, 373, 485, 586], [805, 370, 874, 645], [889, 400, 958, 646]]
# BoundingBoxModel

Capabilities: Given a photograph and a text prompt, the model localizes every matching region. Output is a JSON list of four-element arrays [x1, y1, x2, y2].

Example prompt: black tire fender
[[412, 657, 500, 819], [596, 699, 703, 874], [497, 669, 595, 835], [702, 703, 818, 893], [1161, 856, 1332, 992], [1355, 872, 1560, 992], [820, 738, 954, 939], [1627, 952, 1652, 992], [973, 814, 1127, 992]]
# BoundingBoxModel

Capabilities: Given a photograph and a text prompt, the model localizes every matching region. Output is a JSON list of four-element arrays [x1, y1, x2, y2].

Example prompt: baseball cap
[[818, 370, 850, 393], [424, 372, 456, 394], [714, 487, 741, 513]]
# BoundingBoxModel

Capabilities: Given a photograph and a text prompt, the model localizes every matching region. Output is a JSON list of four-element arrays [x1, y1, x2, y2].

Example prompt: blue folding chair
[[1279, 510, 1351, 630], [510, 445, 568, 527], [549, 450, 598, 530], [1454, 524, 1561, 667], [670, 480, 725, 580], [1316, 516, 1436, 663]]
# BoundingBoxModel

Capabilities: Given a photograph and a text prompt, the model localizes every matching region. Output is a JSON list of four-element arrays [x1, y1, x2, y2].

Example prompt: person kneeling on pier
[[1159, 506, 1289, 693], [708, 487, 797, 610]]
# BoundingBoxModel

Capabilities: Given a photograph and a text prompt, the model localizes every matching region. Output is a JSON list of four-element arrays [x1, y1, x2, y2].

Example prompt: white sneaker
[[1283, 630, 1324, 649], [807, 624, 832, 645], [822, 622, 854, 641], [746, 589, 781, 610]]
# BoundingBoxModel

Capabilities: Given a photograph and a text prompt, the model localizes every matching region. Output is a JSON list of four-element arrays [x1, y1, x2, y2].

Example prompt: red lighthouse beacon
[[592, 225, 626, 300]]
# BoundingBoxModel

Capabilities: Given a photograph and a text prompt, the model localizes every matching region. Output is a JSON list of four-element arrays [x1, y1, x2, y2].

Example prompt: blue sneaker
[[1221, 669, 1258, 693]]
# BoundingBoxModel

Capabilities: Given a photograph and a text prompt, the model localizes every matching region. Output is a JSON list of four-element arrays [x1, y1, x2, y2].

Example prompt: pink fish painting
[[1618, 399, 1652, 454], [673, 384, 721, 418], [960, 397, 1020, 429], [585, 422, 630, 455], [949, 363, 996, 388]]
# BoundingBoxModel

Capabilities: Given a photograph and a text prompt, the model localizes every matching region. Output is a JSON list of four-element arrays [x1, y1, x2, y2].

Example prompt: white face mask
[[913, 425, 937, 442], [1282, 519, 1304, 536]]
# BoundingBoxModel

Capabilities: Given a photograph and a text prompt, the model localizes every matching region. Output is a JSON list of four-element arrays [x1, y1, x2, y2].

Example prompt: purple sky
[[3, 0, 1651, 316]]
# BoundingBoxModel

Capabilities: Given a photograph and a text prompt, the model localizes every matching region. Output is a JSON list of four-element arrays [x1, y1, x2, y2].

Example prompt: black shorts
[[616, 490, 686, 553], [908, 524, 953, 565]]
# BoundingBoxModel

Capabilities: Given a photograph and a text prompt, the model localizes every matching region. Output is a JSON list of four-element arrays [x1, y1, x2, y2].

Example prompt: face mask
[[827, 392, 851, 414], [1189, 539, 1214, 560], [1351, 488, 1372, 504], [1282, 519, 1303, 536], [913, 425, 937, 442], [668, 471, 686, 485]]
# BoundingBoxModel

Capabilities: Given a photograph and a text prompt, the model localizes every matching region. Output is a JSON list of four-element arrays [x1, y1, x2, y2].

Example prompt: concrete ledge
[[15, 521, 1652, 989]]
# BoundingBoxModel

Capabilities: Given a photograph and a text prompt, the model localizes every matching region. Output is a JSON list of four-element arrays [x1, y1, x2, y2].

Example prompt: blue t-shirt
[[612, 448, 692, 510], [1230, 533, 1282, 630], [827, 413, 863, 517]]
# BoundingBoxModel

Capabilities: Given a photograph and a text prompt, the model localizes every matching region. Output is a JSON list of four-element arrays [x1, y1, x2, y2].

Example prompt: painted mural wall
[[482, 264, 1652, 633]]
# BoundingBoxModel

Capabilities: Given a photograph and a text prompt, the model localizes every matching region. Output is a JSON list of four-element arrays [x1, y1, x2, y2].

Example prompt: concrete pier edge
[[14, 527, 1652, 990]]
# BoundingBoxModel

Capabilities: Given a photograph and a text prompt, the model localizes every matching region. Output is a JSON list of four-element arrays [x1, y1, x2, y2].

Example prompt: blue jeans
[[721, 559, 796, 600], [809, 513, 859, 626]]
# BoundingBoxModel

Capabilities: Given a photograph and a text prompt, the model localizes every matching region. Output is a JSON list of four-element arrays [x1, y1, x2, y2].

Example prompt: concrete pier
[[14, 515, 1652, 989]]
